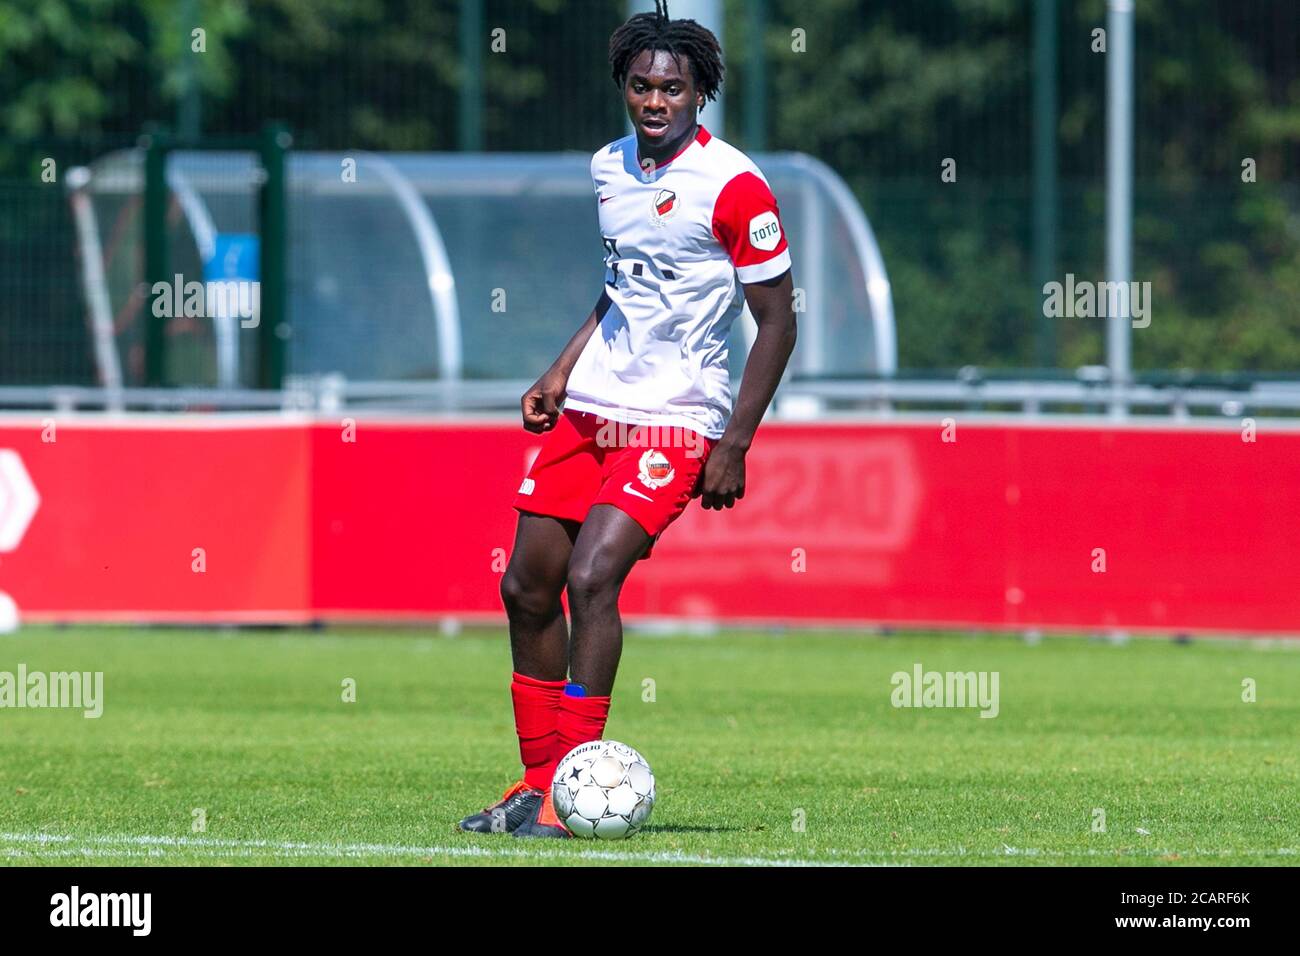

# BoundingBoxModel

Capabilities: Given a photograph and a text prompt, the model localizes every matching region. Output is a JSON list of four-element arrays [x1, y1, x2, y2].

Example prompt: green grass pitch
[[1, 625, 1297, 866]]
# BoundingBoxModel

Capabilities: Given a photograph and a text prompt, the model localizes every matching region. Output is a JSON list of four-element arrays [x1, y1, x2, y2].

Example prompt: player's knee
[[499, 568, 534, 616], [565, 561, 618, 606], [500, 567, 558, 623]]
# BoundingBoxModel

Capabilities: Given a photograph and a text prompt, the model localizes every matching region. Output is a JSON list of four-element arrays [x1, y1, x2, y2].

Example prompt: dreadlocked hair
[[608, 1, 724, 108]]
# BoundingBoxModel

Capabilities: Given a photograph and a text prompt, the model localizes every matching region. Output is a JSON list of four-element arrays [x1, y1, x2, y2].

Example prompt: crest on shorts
[[637, 449, 675, 489]]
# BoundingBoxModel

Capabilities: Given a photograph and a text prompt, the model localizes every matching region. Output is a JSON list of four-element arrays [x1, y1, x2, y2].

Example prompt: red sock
[[511, 672, 566, 791], [550, 687, 612, 778]]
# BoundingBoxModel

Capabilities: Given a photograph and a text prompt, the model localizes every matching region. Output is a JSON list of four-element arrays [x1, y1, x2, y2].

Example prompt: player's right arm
[[520, 290, 612, 433]]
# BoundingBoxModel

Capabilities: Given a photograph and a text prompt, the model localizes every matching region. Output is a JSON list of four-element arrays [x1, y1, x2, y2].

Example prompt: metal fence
[[5, 372, 1300, 425], [0, 1, 1296, 388]]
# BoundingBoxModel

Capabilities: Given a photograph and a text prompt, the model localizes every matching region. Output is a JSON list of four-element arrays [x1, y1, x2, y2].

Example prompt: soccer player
[[459, 1, 797, 838]]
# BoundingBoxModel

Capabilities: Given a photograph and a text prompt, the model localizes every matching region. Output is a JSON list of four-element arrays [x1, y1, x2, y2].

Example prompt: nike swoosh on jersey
[[622, 481, 653, 502]]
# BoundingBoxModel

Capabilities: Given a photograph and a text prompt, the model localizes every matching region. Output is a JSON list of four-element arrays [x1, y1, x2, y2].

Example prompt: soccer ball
[[552, 740, 655, 839]]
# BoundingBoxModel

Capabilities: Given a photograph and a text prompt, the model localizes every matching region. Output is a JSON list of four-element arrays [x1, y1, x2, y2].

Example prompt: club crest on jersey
[[637, 449, 676, 489], [649, 188, 680, 227]]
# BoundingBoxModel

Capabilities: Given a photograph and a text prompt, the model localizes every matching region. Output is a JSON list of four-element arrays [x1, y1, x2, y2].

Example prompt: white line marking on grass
[[0, 832, 867, 867], [3, 832, 1295, 865], [803, 845, 1300, 860]]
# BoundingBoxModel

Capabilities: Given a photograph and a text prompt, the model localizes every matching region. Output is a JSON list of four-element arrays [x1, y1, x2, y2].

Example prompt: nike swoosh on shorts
[[622, 481, 653, 502]]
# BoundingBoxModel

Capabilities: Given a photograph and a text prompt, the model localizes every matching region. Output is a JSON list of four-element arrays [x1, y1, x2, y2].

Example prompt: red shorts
[[512, 409, 717, 559]]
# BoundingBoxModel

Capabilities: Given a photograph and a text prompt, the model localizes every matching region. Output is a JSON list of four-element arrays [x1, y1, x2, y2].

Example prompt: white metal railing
[[360, 153, 463, 381], [3, 375, 1300, 420], [785, 152, 897, 376]]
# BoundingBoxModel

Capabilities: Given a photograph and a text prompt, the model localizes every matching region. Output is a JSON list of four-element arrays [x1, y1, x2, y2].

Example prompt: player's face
[[625, 49, 701, 155]]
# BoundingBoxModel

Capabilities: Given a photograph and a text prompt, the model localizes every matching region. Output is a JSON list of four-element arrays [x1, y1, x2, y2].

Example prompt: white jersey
[[564, 126, 792, 440]]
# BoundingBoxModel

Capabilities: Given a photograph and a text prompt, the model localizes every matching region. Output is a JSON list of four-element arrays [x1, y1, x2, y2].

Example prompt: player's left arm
[[696, 170, 798, 510], [696, 269, 796, 510], [695, 169, 797, 510]]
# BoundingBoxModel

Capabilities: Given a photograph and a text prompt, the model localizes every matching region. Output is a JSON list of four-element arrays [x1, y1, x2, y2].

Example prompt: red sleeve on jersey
[[711, 171, 791, 282]]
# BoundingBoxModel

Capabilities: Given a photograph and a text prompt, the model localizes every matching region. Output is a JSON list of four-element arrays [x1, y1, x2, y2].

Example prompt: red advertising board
[[1, 416, 1296, 635], [0, 418, 311, 621]]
